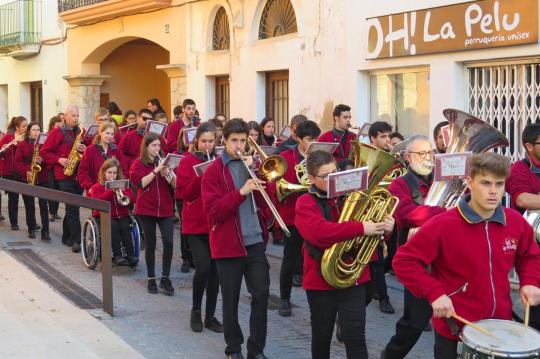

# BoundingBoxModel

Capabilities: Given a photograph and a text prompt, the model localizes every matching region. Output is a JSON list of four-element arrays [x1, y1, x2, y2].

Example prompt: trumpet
[[115, 188, 131, 207], [156, 153, 176, 182], [236, 150, 291, 237], [0, 133, 25, 154]]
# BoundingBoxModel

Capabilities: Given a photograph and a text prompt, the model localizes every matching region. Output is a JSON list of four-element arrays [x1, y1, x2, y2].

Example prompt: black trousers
[[187, 233, 219, 318], [47, 170, 59, 215], [216, 243, 269, 356], [371, 244, 388, 300], [383, 288, 432, 358], [306, 284, 368, 359], [434, 331, 458, 359], [3, 175, 20, 226], [57, 179, 82, 245], [175, 200, 193, 263], [137, 215, 174, 278], [111, 216, 134, 257], [280, 225, 303, 299], [21, 181, 50, 233], [384, 231, 398, 273]]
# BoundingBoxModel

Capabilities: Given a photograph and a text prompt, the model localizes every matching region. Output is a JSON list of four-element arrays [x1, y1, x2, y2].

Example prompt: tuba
[[64, 128, 86, 177], [407, 109, 509, 239], [320, 141, 404, 289]]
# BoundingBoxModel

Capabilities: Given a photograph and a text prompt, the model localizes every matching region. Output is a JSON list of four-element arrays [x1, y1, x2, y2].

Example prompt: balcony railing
[[57, 0, 107, 13], [0, 0, 41, 56]]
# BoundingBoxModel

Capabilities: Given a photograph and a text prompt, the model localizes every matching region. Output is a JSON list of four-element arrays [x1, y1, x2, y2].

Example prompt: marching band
[[0, 100, 539, 359]]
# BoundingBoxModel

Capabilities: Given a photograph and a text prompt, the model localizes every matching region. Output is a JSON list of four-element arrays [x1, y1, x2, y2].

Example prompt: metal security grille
[[258, 0, 297, 40], [212, 7, 230, 50]]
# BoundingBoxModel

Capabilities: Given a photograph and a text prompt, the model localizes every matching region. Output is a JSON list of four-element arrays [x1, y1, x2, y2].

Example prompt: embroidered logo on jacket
[[502, 238, 517, 253]]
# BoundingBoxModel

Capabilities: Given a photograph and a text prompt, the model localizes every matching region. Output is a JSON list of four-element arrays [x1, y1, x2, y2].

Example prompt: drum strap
[[445, 318, 460, 336]]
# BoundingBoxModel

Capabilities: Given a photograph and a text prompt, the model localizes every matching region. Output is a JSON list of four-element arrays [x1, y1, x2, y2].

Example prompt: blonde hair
[[93, 121, 117, 145]]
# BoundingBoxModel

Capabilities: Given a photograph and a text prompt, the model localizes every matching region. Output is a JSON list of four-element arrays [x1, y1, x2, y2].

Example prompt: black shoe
[[49, 215, 55, 222], [181, 261, 190, 273], [173, 216, 180, 223], [28, 230, 36, 239], [204, 316, 223, 333], [189, 260, 196, 269], [379, 297, 395, 314], [147, 279, 158, 294], [424, 321, 432, 332], [126, 256, 139, 266], [159, 277, 174, 296], [11, 224, 19, 231], [53, 214, 61, 220], [380, 349, 386, 359], [62, 239, 73, 247], [247, 353, 268, 359], [0, 214, 5, 221], [72, 242, 81, 253], [34, 225, 41, 231], [278, 299, 292, 317], [191, 309, 203, 332], [112, 256, 128, 266], [226, 353, 244, 359], [41, 231, 50, 242], [292, 274, 302, 287]]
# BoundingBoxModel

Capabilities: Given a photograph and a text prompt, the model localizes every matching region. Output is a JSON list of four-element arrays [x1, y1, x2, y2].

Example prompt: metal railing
[[57, 0, 107, 12], [0, 178, 115, 316], [0, 0, 41, 50]]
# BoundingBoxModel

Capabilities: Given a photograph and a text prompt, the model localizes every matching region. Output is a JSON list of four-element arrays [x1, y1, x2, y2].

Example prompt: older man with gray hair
[[381, 135, 447, 359]]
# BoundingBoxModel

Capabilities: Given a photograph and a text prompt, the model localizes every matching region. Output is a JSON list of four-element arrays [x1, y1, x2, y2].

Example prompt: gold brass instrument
[[156, 154, 176, 182], [63, 128, 86, 176], [321, 141, 403, 289], [276, 158, 311, 202], [246, 136, 288, 182], [27, 141, 42, 185], [115, 188, 131, 207]]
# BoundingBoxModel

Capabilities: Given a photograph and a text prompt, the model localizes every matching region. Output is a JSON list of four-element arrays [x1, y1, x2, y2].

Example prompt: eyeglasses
[[314, 170, 338, 182], [409, 150, 435, 159], [141, 116, 152, 121]]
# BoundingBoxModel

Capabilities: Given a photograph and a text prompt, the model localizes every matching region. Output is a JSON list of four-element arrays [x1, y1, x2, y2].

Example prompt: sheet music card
[[260, 146, 277, 156], [183, 127, 197, 145], [105, 179, 130, 190], [215, 146, 225, 156], [145, 120, 168, 137], [37, 133, 48, 145], [162, 153, 183, 169], [278, 125, 292, 140], [327, 167, 368, 198], [306, 142, 339, 155], [85, 124, 99, 138], [359, 123, 372, 137], [434, 152, 472, 181], [193, 160, 215, 177], [441, 125, 452, 149]]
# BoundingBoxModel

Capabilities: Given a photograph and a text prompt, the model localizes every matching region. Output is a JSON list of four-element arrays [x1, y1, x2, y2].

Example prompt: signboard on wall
[[367, 0, 538, 59]]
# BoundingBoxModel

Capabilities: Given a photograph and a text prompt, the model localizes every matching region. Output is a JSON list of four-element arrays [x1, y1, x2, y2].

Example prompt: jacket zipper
[[222, 165, 247, 255], [156, 165, 161, 217], [448, 282, 469, 297], [485, 221, 497, 317]]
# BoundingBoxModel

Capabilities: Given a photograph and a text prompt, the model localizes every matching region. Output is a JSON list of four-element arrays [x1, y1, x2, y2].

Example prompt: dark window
[[30, 81, 42, 127], [215, 76, 230, 119], [259, 0, 298, 40], [265, 70, 289, 131], [212, 7, 230, 50]]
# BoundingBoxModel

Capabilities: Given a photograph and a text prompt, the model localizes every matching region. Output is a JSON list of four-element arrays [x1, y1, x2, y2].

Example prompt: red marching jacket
[[119, 130, 168, 171], [129, 158, 174, 218], [318, 128, 357, 162], [14, 139, 48, 184], [166, 119, 200, 154], [176, 153, 208, 234], [393, 196, 540, 340], [77, 144, 127, 191], [0, 131, 18, 177], [88, 182, 135, 219], [41, 126, 81, 181], [294, 191, 368, 291], [201, 155, 269, 259], [505, 157, 540, 213]]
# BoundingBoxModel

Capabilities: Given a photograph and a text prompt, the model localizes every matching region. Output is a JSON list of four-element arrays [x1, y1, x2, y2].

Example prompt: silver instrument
[[156, 154, 176, 182], [115, 188, 130, 207]]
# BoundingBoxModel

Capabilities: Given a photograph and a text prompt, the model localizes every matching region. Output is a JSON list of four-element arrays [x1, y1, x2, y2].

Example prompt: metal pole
[[100, 212, 113, 316]]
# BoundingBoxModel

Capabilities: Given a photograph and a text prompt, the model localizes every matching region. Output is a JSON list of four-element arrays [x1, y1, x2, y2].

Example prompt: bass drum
[[459, 319, 540, 358]]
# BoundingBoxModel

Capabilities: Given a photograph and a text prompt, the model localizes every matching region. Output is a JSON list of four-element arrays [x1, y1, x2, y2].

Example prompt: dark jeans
[[216, 243, 269, 356], [280, 225, 303, 299], [384, 231, 398, 273], [21, 181, 50, 233], [137, 215, 174, 278], [112, 216, 134, 257], [434, 331, 458, 359], [47, 170, 59, 215], [306, 284, 368, 359], [383, 288, 432, 358], [371, 244, 388, 300], [3, 175, 20, 225], [57, 179, 82, 245], [187, 233, 219, 318], [175, 200, 193, 263]]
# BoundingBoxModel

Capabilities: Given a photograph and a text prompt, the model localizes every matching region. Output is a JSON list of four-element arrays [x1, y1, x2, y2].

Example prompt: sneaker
[[11, 224, 19, 231], [292, 274, 302, 287], [379, 297, 395, 314], [112, 256, 128, 266], [191, 309, 203, 332], [41, 231, 50, 242], [204, 316, 223, 333], [278, 299, 291, 317], [180, 261, 190, 273], [147, 278, 158, 294], [126, 256, 139, 266], [159, 277, 174, 296], [226, 353, 244, 359], [72, 242, 81, 253], [28, 230, 36, 239]]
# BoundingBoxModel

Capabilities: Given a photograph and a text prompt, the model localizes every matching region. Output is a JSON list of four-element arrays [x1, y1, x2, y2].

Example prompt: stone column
[[63, 75, 110, 128], [156, 64, 187, 116]]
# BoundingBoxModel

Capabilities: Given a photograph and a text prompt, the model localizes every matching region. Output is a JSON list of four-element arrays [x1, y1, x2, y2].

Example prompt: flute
[[118, 122, 137, 130], [0, 133, 25, 154]]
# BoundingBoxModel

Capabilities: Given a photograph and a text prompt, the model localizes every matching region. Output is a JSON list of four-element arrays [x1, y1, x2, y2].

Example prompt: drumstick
[[451, 313, 497, 339], [524, 300, 530, 329]]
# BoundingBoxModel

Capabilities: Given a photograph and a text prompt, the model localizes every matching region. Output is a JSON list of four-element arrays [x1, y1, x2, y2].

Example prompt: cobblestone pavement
[[0, 205, 436, 358]]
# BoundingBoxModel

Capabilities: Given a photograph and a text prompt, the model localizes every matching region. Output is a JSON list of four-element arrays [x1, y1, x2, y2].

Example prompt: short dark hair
[[306, 150, 336, 176], [173, 105, 182, 117], [333, 104, 351, 119], [290, 114, 307, 128], [107, 101, 122, 116], [434, 121, 449, 139], [223, 118, 249, 139], [468, 152, 510, 179], [390, 132, 404, 141], [123, 110, 136, 121], [522, 123, 540, 147], [182, 98, 196, 108], [147, 98, 161, 107], [138, 108, 152, 117], [368, 121, 392, 139], [296, 120, 321, 140], [209, 118, 223, 129]]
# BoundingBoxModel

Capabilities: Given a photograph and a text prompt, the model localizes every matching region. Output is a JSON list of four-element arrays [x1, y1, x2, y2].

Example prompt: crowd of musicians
[[0, 98, 539, 359]]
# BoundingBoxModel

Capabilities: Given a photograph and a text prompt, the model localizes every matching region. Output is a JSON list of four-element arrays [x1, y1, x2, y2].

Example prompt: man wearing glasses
[[381, 135, 447, 359], [118, 108, 155, 170]]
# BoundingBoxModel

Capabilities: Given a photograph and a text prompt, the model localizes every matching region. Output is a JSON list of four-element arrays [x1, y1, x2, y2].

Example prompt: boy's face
[[466, 171, 506, 214], [224, 132, 247, 159], [308, 162, 337, 192], [297, 136, 316, 154]]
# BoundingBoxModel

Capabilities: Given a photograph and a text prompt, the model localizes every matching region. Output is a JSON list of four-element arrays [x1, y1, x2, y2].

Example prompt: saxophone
[[27, 142, 41, 185], [63, 128, 86, 177]]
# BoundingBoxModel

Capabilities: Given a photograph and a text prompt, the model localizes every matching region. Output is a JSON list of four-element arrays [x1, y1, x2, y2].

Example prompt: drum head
[[461, 319, 540, 356]]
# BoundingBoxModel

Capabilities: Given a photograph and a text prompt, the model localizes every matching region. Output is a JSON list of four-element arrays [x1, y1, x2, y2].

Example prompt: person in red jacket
[[88, 158, 137, 266], [201, 118, 270, 359], [318, 104, 357, 167], [0, 116, 27, 230], [46, 115, 64, 222], [394, 152, 540, 358], [118, 108, 153, 170], [78, 122, 127, 193], [294, 150, 393, 359], [382, 135, 447, 359], [269, 120, 321, 317], [130, 132, 176, 296], [41, 104, 87, 253], [14, 121, 50, 241], [176, 122, 223, 334], [166, 99, 200, 153]]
